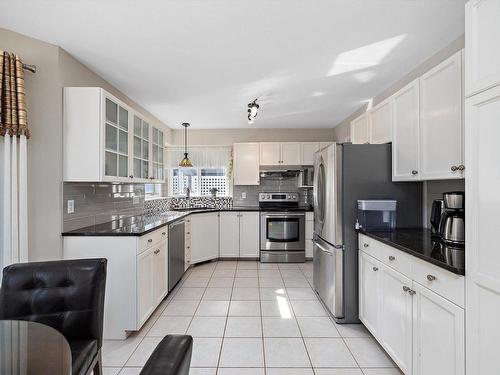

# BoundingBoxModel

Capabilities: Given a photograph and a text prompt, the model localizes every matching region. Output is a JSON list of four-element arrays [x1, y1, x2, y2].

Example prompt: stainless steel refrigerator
[[313, 143, 422, 323]]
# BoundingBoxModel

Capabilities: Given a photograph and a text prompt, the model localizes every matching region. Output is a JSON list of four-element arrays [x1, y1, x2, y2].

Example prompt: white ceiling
[[0, 0, 466, 129]]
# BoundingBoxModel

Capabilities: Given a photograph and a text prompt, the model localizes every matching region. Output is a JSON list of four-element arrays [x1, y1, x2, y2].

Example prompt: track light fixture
[[247, 99, 259, 124]]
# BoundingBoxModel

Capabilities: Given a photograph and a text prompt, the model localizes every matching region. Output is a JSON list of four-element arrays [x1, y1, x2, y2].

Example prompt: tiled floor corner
[[102, 260, 401, 375]]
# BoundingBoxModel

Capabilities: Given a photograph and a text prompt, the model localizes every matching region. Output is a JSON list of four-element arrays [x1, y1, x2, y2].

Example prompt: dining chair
[[0, 258, 107, 375]]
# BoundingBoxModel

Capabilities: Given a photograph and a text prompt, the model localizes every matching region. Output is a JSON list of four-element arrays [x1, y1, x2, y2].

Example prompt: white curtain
[[0, 134, 28, 269], [166, 146, 232, 169]]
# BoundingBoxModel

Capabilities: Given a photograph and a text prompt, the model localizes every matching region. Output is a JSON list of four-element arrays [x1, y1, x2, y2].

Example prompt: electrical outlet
[[241, 192, 247, 199], [67, 199, 75, 214]]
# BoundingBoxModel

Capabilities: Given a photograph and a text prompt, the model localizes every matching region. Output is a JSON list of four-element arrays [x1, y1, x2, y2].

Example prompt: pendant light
[[179, 122, 193, 167]]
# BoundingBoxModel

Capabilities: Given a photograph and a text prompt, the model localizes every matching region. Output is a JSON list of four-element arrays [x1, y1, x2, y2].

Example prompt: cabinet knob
[[403, 286, 410, 292], [154, 249, 160, 254], [451, 165, 458, 171], [372, 267, 379, 272], [363, 243, 369, 248], [129, 175, 134, 179], [388, 255, 395, 261], [458, 165, 465, 171], [411, 170, 418, 175], [408, 289, 416, 296], [148, 239, 153, 243], [162, 232, 166, 236], [426, 274, 436, 281]]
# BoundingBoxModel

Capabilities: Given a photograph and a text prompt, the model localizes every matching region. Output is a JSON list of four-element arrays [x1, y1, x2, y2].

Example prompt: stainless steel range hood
[[259, 169, 301, 179]]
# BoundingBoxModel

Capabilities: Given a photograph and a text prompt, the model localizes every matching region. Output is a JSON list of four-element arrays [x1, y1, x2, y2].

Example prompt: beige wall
[[332, 35, 465, 142], [1, 27, 172, 261], [170, 128, 334, 146]]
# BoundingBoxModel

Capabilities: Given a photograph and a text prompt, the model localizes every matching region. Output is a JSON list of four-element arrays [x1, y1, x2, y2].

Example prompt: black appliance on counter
[[430, 191, 465, 246]]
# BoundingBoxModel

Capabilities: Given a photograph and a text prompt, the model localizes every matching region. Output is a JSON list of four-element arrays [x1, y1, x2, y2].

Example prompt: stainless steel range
[[259, 192, 305, 263]]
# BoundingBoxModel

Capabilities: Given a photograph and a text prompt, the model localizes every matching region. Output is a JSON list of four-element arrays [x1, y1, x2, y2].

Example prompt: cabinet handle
[[458, 165, 465, 171], [186, 232, 191, 235], [411, 170, 418, 175], [426, 274, 436, 281], [403, 286, 410, 292], [154, 249, 160, 254], [408, 289, 416, 296], [363, 243, 369, 248], [388, 255, 395, 261], [451, 165, 458, 171], [148, 239, 153, 243], [162, 232, 166, 236], [372, 267, 379, 272], [129, 175, 134, 179]]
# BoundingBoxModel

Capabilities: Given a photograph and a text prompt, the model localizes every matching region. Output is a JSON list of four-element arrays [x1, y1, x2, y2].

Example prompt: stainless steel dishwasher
[[168, 219, 185, 291]]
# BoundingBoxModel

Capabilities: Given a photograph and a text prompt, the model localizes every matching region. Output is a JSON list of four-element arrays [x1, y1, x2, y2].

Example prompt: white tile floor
[[102, 260, 401, 375]]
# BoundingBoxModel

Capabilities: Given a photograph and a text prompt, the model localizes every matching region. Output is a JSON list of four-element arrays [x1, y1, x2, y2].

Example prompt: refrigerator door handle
[[313, 238, 343, 252]]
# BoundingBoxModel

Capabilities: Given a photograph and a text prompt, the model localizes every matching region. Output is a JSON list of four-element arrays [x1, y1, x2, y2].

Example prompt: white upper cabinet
[[419, 51, 464, 180], [233, 143, 260, 185], [466, 0, 500, 97], [63, 87, 166, 183], [301, 142, 320, 165], [392, 79, 420, 181], [260, 142, 281, 165], [465, 85, 500, 375], [350, 113, 369, 144], [368, 99, 392, 144], [280, 142, 301, 165]]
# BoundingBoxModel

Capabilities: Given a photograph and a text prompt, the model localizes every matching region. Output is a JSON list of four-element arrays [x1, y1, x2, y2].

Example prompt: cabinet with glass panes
[[63, 87, 167, 183]]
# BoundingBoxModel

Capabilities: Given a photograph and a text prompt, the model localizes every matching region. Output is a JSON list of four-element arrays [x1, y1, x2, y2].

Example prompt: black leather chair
[[0, 258, 107, 375], [140, 335, 193, 375]]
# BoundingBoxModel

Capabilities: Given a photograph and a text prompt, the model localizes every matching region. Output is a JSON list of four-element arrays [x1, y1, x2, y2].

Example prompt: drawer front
[[138, 227, 166, 254], [412, 257, 465, 307], [359, 234, 412, 276]]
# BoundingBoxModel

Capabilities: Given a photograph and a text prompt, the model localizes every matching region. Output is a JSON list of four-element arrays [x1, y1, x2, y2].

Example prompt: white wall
[[170, 128, 334, 146], [0, 27, 172, 261]]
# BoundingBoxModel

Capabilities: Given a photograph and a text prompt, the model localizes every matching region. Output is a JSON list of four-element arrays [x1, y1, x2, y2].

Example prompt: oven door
[[260, 212, 305, 251]]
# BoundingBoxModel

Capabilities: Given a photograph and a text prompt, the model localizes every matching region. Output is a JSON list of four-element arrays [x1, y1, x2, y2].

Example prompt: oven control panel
[[258, 192, 299, 202]]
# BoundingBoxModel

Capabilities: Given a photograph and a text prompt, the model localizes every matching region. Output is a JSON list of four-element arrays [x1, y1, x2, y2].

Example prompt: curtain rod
[[22, 63, 36, 73]]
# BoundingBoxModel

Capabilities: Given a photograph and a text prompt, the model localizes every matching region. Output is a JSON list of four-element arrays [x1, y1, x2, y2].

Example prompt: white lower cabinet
[[359, 251, 382, 336], [219, 211, 259, 258], [137, 247, 155, 327], [358, 234, 465, 375], [305, 212, 314, 258], [239, 212, 260, 258], [380, 264, 413, 374], [412, 282, 465, 375], [190, 212, 219, 264], [137, 241, 167, 326]]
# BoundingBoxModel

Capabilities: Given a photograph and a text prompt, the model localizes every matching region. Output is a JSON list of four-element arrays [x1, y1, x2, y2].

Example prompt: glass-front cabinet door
[[104, 97, 130, 180], [133, 115, 151, 180], [152, 127, 164, 181]]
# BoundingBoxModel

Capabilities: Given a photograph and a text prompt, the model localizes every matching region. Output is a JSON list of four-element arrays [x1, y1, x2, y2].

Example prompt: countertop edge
[[358, 230, 465, 276], [62, 207, 313, 237]]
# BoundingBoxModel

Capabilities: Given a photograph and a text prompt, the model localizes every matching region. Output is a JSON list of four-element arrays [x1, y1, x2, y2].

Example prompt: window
[[169, 167, 228, 197], [166, 146, 231, 197], [145, 183, 165, 199]]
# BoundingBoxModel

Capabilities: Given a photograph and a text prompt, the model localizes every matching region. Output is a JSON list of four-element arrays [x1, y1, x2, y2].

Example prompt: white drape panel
[[166, 146, 231, 169], [0, 134, 28, 269]]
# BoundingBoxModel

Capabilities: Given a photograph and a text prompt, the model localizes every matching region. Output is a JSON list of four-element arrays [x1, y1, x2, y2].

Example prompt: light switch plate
[[67, 199, 75, 214], [241, 192, 247, 199]]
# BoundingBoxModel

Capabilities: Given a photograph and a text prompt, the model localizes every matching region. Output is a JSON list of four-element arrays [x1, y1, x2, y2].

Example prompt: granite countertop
[[62, 206, 313, 237], [359, 228, 465, 275]]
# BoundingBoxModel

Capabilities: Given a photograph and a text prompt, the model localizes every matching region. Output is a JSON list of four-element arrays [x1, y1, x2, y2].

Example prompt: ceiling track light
[[247, 99, 259, 124]]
